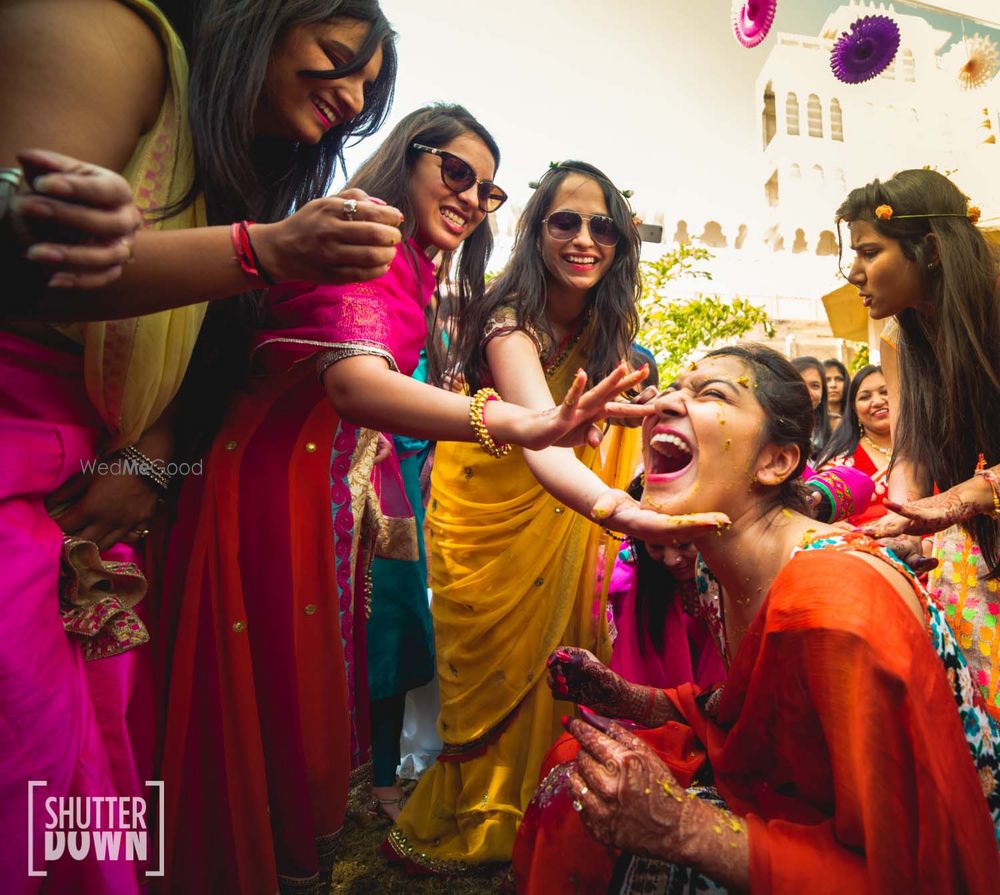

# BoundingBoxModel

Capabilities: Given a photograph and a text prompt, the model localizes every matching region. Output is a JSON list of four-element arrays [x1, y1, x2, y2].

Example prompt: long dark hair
[[168, 0, 397, 457], [705, 344, 814, 514], [456, 160, 641, 393], [838, 169, 1000, 576], [823, 357, 849, 416], [790, 356, 832, 458], [169, 0, 397, 225], [345, 103, 500, 388], [815, 364, 881, 468]]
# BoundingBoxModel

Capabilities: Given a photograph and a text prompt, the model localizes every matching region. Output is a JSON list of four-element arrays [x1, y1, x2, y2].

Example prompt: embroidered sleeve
[[481, 305, 552, 357], [301, 283, 399, 378]]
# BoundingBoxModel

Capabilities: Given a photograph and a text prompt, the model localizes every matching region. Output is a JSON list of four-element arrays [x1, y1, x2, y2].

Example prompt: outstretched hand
[[515, 362, 649, 451], [864, 493, 981, 538], [591, 488, 730, 546]]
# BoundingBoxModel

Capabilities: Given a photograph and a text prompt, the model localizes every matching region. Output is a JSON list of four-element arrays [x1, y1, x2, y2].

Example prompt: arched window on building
[[903, 49, 915, 82], [789, 163, 801, 180], [816, 230, 838, 256], [808, 94, 823, 137], [765, 170, 779, 207], [786, 92, 800, 136], [831, 99, 844, 141], [763, 82, 776, 148], [811, 164, 824, 186], [883, 58, 896, 80]]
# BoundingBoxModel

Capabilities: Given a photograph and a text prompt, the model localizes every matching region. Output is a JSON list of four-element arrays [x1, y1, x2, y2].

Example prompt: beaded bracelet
[[469, 388, 511, 458], [974, 468, 1000, 518], [119, 445, 171, 494], [230, 220, 275, 287]]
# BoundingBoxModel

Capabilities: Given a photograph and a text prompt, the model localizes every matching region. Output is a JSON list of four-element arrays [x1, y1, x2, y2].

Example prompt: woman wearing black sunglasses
[[383, 161, 719, 874]]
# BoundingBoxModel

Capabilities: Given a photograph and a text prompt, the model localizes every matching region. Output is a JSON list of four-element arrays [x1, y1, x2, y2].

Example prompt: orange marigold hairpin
[[873, 201, 981, 224]]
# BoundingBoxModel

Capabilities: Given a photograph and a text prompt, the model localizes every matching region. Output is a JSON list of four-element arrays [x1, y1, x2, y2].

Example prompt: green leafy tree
[[638, 244, 775, 382], [847, 341, 870, 374]]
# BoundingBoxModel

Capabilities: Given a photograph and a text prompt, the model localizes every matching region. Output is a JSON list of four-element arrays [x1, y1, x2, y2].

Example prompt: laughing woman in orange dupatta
[[514, 344, 1000, 894]]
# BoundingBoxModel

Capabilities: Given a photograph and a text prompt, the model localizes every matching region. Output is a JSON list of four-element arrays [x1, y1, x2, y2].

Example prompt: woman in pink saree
[[159, 104, 650, 895]]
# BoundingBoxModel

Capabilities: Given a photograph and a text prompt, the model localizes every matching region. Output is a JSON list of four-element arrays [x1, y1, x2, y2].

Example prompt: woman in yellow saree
[[385, 161, 727, 872]]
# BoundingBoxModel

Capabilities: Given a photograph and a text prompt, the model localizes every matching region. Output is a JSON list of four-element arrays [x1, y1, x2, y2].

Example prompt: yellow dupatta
[[52, 0, 206, 449], [427, 342, 641, 749]]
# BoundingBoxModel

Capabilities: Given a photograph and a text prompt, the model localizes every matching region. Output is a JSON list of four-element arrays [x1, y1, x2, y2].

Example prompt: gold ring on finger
[[572, 799, 583, 812]]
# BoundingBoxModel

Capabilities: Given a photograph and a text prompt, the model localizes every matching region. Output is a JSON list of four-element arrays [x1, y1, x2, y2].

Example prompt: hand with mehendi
[[565, 719, 749, 890], [875, 534, 938, 574], [866, 487, 990, 538], [546, 647, 679, 727]]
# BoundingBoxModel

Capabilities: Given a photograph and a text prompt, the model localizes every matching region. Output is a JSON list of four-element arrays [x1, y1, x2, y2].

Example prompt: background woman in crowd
[[516, 344, 1000, 894], [823, 357, 848, 431], [384, 160, 728, 873], [0, 1, 399, 889], [790, 355, 831, 459], [840, 169, 1000, 719], [816, 364, 892, 525]]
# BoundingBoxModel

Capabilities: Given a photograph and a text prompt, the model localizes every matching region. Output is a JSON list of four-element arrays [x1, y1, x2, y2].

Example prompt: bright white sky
[[337, 0, 999, 228]]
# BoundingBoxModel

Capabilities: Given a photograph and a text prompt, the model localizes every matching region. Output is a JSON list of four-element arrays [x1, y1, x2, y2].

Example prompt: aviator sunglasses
[[542, 210, 620, 247], [411, 143, 508, 213]]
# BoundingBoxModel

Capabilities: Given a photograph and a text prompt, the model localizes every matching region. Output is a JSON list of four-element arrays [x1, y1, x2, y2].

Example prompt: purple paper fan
[[732, 0, 778, 49], [830, 15, 900, 84]]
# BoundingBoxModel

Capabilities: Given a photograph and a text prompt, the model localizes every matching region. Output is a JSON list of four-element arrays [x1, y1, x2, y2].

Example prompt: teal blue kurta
[[366, 352, 435, 699]]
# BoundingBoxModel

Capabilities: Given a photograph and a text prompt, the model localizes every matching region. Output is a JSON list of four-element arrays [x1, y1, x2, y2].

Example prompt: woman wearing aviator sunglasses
[[383, 160, 726, 874]]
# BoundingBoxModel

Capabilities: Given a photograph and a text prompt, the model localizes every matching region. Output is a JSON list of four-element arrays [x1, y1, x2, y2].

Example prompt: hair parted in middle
[[823, 357, 849, 415], [455, 159, 641, 394], [790, 355, 832, 459], [347, 102, 501, 387], [815, 364, 882, 469]]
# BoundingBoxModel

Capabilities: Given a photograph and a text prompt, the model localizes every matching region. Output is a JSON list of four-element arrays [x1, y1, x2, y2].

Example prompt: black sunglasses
[[411, 143, 507, 213], [542, 210, 620, 247]]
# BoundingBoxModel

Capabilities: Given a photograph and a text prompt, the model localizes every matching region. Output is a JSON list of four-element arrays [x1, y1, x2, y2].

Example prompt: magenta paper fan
[[830, 15, 900, 84], [732, 0, 777, 49]]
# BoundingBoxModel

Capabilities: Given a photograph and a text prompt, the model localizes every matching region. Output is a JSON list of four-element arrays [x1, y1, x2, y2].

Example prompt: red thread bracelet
[[230, 220, 275, 287]]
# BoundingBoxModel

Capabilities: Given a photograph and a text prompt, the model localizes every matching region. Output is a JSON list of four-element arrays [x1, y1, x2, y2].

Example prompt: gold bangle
[[975, 469, 1000, 518], [469, 388, 511, 458]]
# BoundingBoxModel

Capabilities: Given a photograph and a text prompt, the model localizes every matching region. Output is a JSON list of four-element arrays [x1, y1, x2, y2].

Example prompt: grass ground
[[330, 815, 508, 894]]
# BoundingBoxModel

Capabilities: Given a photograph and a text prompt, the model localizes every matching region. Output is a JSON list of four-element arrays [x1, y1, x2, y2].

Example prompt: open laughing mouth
[[646, 429, 694, 481]]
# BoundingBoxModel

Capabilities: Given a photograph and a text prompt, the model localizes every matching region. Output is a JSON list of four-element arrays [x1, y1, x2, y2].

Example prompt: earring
[[928, 260, 939, 271], [858, 421, 864, 437]]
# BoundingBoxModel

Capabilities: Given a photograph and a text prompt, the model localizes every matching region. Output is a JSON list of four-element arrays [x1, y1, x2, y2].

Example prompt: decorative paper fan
[[944, 34, 1000, 90], [830, 15, 900, 84], [732, 0, 777, 49]]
